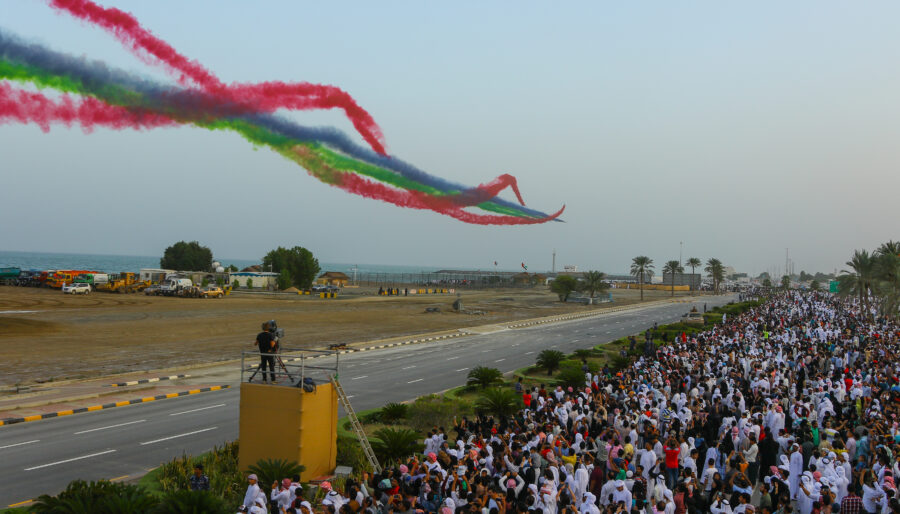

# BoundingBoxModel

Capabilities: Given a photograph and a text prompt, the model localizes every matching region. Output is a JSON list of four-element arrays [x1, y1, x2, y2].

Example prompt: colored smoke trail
[[1, 3, 564, 224], [48, 0, 387, 155]]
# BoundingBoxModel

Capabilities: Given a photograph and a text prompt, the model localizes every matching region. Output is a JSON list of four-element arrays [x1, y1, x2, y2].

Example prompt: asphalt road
[[0, 294, 735, 506]]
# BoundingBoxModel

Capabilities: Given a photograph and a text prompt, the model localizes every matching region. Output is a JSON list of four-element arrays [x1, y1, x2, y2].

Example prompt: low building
[[316, 271, 350, 287], [139, 268, 175, 283], [230, 271, 279, 289], [662, 273, 701, 289]]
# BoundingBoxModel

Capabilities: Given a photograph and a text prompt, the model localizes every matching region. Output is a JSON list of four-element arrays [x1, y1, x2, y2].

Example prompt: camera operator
[[254, 324, 278, 384]]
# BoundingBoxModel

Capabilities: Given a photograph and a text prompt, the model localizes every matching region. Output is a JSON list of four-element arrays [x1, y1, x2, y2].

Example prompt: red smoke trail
[[48, 0, 387, 155], [289, 146, 562, 225], [337, 173, 565, 225], [0, 81, 176, 132]]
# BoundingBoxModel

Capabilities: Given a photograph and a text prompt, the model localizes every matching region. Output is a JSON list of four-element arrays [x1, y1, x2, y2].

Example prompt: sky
[[2, 1, 899, 276]]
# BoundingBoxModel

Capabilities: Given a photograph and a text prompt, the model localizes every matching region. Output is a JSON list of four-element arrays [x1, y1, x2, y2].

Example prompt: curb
[[109, 374, 189, 387], [506, 302, 662, 329], [282, 332, 470, 363], [0, 385, 230, 427]]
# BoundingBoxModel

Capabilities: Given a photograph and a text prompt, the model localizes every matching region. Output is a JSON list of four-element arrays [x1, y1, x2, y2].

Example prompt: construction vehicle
[[159, 277, 193, 296], [96, 272, 151, 293], [46, 270, 97, 289], [74, 273, 110, 288]]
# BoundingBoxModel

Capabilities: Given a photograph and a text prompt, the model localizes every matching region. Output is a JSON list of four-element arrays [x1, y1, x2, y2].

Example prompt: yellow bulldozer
[[96, 272, 151, 293]]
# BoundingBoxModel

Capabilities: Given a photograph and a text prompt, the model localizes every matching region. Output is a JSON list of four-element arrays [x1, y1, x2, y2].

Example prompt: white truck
[[158, 277, 194, 296]]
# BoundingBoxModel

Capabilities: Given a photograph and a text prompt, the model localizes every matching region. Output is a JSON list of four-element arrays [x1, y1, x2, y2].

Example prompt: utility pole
[[552, 249, 556, 274], [679, 241, 683, 266], [785, 248, 789, 279]]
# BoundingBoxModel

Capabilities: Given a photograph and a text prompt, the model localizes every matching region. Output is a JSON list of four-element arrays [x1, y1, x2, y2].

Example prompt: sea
[[0, 250, 460, 275]]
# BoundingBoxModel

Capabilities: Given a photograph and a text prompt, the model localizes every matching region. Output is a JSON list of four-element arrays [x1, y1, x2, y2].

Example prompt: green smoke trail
[[0, 58, 542, 219]]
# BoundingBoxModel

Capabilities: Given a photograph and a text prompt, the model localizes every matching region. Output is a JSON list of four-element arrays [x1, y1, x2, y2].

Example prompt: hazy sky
[[2, 1, 898, 275]]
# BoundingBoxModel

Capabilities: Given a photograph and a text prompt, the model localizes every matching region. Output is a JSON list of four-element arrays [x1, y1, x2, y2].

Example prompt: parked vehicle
[[0, 267, 20, 284], [74, 273, 110, 287], [47, 270, 98, 289], [311, 285, 328, 293], [158, 277, 193, 296], [96, 272, 150, 293], [62, 282, 91, 295], [200, 286, 225, 298], [143, 285, 161, 295], [681, 310, 704, 325]]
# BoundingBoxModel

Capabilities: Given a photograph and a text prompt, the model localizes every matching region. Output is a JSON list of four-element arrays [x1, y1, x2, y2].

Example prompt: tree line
[[837, 240, 900, 320], [159, 241, 320, 290]]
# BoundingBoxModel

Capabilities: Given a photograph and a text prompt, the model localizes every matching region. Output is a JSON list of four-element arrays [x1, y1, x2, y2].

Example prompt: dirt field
[[0, 286, 691, 385]]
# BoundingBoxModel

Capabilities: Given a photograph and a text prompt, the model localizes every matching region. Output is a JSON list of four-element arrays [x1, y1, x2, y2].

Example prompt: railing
[[240, 347, 340, 387]]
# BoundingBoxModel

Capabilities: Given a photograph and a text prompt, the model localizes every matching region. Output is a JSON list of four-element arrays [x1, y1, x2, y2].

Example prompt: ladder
[[331, 375, 382, 473]]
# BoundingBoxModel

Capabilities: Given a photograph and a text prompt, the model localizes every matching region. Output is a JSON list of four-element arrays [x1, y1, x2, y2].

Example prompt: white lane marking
[[407, 378, 423, 384], [606, 331, 612, 334], [140, 427, 218, 446], [0, 310, 39, 314], [74, 419, 146, 434], [456, 368, 469, 372], [573, 339, 580, 343], [481, 350, 491, 353], [446, 356, 460, 360], [495, 359, 505, 363], [351, 375, 368, 380], [402, 365, 416, 370], [525, 351, 534, 354], [170, 404, 225, 417], [346, 395, 355, 399], [25, 449, 116, 471], [0, 439, 39, 450]]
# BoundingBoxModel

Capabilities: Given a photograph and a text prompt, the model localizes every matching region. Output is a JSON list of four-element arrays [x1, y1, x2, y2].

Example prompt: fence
[[352, 271, 543, 289], [241, 347, 340, 387]]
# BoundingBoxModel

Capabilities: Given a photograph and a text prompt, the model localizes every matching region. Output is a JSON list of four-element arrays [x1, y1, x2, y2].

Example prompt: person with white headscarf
[[789, 444, 803, 499]]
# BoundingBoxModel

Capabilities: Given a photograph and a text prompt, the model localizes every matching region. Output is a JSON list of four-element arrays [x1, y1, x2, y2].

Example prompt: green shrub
[[30, 480, 156, 514], [151, 442, 243, 505], [232, 279, 240, 289], [152, 490, 227, 514], [466, 366, 504, 389], [406, 394, 472, 432], [246, 458, 305, 491], [572, 348, 595, 359], [380, 402, 409, 422], [536, 349, 565, 375], [337, 435, 372, 473], [201, 278, 209, 287], [371, 427, 420, 464], [246, 278, 253, 288], [610, 354, 631, 372], [475, 387, 521, 418], [556, 366, 588, 389]]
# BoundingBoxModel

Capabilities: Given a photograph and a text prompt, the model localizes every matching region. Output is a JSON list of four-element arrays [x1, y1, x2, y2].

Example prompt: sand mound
[[283, 287, 300, 293]]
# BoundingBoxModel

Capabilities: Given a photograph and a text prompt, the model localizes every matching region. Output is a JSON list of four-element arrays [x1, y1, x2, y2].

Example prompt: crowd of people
[[240, 291, 900, 513]]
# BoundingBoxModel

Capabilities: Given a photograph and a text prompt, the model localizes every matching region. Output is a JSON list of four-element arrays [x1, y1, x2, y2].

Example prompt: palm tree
[[873, 248, 900, 319], [371, 428, 420, 464], [467, 366, 504, 389], [379, 402, 409, 422], [685, 257, 701, 295], [838, 249, 877, 320], [579, 270, 609, 299], [705, 258, 724, 294], [536, 349, 565, 375], [663, 260, 684, 297], [247, 459, 305, 491], [153, 491, 227, 514], [630, 256, 655, 301], [877, 241, 900, 257], [475, 387, 521, 417]]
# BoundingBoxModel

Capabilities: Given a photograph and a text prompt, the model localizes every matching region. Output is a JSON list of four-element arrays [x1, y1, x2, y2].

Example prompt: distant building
[[230, 271, 279, 289], [316, 271, 350, 287], [139, 268, 175, 283]]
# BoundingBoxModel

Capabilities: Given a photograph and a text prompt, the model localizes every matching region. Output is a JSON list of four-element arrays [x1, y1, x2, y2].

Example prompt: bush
[[556, 366, 588, 389], [466, 366, 504, 389], [370, 428, 420, 465], [152, 490, 227, 514], [572, 348, 595, 359], [406, 394, 472, 432], [201, 278, 209, 287], [246, 278, 253, 289], [232, 279, 240, 290], [30, 480, 156, 514], [610, 354, 631, 372], [380, 402, 409, 422], [152, 441, 243, 506], [337, 435, 372, 473], [536, 349, 565, 375], [246, 458, 305, 491], [475, 387, 522, 418]]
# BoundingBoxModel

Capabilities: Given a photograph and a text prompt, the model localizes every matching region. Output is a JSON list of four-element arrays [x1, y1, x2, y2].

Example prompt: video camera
[[261, 320, 284, 340]]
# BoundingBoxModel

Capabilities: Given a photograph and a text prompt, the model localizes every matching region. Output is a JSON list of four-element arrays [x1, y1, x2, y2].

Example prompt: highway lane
[[0, 294, 734, 506]]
